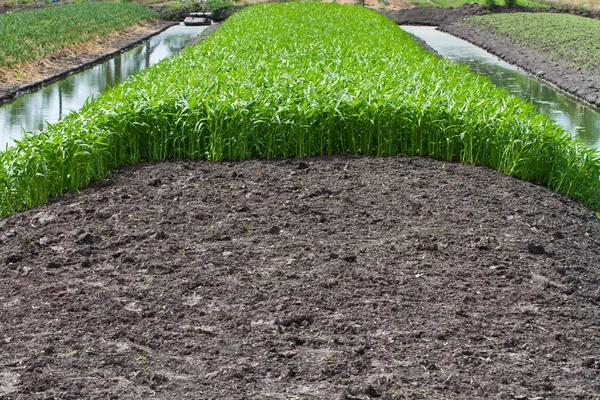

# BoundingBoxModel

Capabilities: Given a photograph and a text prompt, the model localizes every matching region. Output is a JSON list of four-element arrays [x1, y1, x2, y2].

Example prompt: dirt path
[[381, 5, 600, 108], [0, 19, 175, 105], [1, 155, 599, 399]]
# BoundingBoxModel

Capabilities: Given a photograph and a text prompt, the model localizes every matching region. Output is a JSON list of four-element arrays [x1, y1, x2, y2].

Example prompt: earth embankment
[[382, 5, 600, 108], [0, 19, 176, 104]]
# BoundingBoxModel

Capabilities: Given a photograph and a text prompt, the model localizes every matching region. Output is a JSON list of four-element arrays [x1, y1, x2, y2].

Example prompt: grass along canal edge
[[0, 2, 166, 102], [0, 2, 157, 69], [1, 2, 599, 217]]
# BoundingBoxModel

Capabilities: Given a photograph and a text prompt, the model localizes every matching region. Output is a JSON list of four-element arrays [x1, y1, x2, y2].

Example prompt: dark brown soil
[[1, 155, 599, 399], [381, 4, 600, 108]]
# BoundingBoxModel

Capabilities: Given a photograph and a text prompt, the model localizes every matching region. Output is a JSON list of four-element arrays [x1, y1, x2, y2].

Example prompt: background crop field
[[469, 13, 600, 77], [2, 0, 599, 12], [408, 0, 548, 8], [538, 0, 600, 8], [0, 2, 157, 69]]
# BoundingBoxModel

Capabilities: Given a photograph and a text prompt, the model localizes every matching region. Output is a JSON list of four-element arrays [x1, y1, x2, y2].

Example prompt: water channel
[[2, 24, 599, 153], [401, 26, 600, 152], [0, 23, 209, 149]]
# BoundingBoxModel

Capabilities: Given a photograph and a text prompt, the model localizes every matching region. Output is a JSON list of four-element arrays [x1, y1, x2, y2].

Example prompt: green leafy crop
[[1, 3, 598, 216]]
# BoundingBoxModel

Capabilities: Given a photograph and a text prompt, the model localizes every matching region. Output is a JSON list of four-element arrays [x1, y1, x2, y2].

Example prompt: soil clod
[[527, 242, 546, 254], [297, 161, 310, 169], [76, 233, 102, 245], [268, 225, 282, 234]]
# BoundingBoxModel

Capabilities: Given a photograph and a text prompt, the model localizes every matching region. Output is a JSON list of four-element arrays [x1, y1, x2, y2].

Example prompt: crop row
[[1, 2, 599, 216], [0, 2, 158, 68], [469, 13, 600, 76]]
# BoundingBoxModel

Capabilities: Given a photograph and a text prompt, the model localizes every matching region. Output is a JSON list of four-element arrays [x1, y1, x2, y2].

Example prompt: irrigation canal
[[401, 25, 600, 152], [0, 23, 599, 153], [0, 23, 209, 149]]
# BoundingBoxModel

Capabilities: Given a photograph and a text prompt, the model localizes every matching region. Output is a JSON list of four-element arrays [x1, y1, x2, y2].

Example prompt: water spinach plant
[[0, 3, 158, 69], [1, 2, 599, 216]]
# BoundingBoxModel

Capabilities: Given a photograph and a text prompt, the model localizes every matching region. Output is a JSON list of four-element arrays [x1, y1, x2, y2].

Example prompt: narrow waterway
[[401, 25, 600, 152], [0, 23, 209, 149]]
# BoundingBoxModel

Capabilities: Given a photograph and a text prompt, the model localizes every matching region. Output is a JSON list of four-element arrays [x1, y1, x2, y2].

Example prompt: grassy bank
[[469, 13, 600, 76], [0, 2, 158, 69], [1, 2, 599, 216]]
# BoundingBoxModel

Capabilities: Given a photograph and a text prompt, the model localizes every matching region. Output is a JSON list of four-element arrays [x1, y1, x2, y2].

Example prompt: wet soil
[[381, 4, 600, 108], [1, 155, 600, 399], [0, 19, 176, 105]]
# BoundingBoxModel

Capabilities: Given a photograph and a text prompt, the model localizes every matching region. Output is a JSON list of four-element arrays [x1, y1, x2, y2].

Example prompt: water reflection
[[0, 24, 208, 149], [401, 25, 600, 151]]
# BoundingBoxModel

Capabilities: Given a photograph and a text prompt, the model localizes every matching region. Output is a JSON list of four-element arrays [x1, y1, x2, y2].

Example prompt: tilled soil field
[[1, 155, 599, 399]]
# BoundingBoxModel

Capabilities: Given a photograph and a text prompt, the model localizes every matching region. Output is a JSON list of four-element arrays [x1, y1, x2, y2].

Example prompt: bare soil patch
[[1, 155, 599, 399], [0, 19, 175, 104], [382, 4, 600, 108], [324, 0, 414, 11], [236, 0, 413, 12]]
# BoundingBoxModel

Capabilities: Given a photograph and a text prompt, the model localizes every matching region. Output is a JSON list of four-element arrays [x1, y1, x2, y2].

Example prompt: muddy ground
[[1, 155, 599, 399], [381, 5, 600, 108]]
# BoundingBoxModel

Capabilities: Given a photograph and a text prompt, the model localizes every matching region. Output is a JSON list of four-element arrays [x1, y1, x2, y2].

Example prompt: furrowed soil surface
[[1, 155, 599, 399], [382, 5, 600, 108]]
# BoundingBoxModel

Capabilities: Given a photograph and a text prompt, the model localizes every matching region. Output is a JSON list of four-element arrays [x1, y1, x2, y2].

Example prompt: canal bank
[[401, 25, 600, 151], [382, 5, 600, 110], [0, 23, 218, 148], [439, 21, 600, 110], [0, 19, 201, 105]]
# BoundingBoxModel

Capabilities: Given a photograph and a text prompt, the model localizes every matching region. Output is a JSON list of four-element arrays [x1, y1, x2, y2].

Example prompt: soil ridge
[[380, 3, 600, 25], [439, 22, 600, 108], [381, 4, 600, 108]]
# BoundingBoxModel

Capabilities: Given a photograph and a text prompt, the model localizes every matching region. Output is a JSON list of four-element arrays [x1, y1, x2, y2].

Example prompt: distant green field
[[0, 3, 157, 68], [469, 13, 600, 75], [410, 0, 549, 8]]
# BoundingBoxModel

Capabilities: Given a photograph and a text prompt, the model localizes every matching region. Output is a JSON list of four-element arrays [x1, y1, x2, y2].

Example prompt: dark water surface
[[0, 23, 209, 149], [401, 25, 600, 152]]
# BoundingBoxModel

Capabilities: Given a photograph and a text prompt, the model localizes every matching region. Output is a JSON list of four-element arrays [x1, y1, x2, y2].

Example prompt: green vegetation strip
[[469, 13, 600, 75], [1, 2, 599, 216], [0, 2, 158, 68]]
